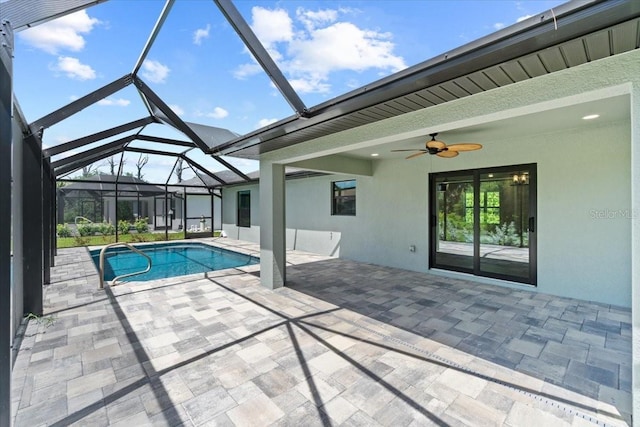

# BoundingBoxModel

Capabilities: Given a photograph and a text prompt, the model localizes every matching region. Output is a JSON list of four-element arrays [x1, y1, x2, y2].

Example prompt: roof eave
[[217, 0, 640, 158]]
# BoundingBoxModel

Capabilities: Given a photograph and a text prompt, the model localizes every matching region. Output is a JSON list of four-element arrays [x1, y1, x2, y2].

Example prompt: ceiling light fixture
[[582, 114, 600, 120], [371, 153, 379, 157]]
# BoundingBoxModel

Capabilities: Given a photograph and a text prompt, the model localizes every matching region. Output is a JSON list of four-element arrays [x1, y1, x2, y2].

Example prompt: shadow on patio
[[284, 258, 632, 424], [11, 244, 632, 426]]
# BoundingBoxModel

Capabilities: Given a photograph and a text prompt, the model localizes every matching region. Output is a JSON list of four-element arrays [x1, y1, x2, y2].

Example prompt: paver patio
[[11, 238, 632, 426]]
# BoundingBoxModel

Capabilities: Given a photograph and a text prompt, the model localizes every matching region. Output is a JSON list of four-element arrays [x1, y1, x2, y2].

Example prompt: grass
[[56, 230, 221, 249]]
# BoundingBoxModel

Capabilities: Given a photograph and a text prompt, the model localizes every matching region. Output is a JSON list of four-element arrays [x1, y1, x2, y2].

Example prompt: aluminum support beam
[[42, 161, 52, 285], [132, 0, 175, 76], [134, 77, 211, 153], [214, 0, 308, 117], [43, 116, 153, 158], [125, 146, 181, 158], [133, 86, 252, 184], [22, 133, 43, 316], [51, 135, 134, 170], [54, 145, 125, 177], [31, 74, 134, 131], [181, 156, 227, 185], [135, 134, 195, 148], [212, 155, 250, 182], [0, 19, 13, 427]]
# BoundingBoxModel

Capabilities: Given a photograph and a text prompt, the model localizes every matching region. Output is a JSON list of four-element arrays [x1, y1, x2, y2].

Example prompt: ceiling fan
[[392, 133, 482, 159]]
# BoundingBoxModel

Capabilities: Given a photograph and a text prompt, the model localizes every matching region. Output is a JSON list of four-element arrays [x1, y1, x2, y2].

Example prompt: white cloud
[[169, 104, 185, 116], [251, 7, 293, 46], [289, 78, 330, 94], [256, 118, 278, 129], [233, 62, 262, 80], [517, 14, 533, 23], [52, 56, 96, 80], [97, 97, 130, 107], [19, 10, 100, 54], [141, 60, 170, 83], [493, 22, 506, 30], [193, 24, 210, 45], [296, 8, 338, 31], [235, 7, 406, 94], [288, 22, 405, 76], [207, 107, 229, 119]]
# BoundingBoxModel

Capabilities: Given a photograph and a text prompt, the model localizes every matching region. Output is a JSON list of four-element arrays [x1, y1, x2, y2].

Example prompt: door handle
[[528, 217, 535, 233]]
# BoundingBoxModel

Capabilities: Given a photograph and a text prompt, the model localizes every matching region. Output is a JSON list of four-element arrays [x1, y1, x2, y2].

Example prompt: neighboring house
[[177, 171, 257, 231], [57, 174, 166, 228], [57, 174, 221, 232]]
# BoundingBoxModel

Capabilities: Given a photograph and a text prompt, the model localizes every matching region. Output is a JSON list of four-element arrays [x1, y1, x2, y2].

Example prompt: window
[[332, 180, 356, 216], [465, 191, 500, 224], [237, 191, 251, 227]]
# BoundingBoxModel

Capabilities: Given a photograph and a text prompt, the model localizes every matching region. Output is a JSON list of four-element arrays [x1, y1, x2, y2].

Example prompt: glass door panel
[[154, 197, 169, 229], [433, 174, 475, 271], [478, 170, 530, 280], [430, 164, 536, 285]]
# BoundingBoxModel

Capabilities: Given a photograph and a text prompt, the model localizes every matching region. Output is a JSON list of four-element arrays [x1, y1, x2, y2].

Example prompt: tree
[[82, 164, 100, 178], [175, 158, 185, 183], [107, 157, 116, 175], [135, 154, 148, 180], [107, 157, 126, 175]]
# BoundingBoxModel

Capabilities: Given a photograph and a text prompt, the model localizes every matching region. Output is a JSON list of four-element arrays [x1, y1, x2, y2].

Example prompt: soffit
[[220, 11, 640, 159]]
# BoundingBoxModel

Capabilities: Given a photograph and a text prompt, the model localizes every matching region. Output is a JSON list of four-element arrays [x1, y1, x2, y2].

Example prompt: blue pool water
[[91, 242, 258, 282]]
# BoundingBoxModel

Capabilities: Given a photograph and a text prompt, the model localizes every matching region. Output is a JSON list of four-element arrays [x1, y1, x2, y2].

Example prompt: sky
[[11, 0, 566, 183]]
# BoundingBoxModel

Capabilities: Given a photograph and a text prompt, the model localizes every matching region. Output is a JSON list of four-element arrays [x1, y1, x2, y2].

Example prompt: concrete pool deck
[[11, 238, 632, 426]]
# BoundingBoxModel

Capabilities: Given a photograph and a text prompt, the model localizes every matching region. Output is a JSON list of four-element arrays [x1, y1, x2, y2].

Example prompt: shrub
[[56, 223, 72, 238], [98, 222, 115, 236], [439, 212, 473, 243], [134, 217, 149, 234], [118, 220, 131, 235], [487, 221, 520, 246], [77, 222, 96, 237]]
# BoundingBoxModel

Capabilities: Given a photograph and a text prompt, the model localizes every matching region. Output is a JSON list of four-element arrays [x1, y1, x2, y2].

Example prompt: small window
[[332, 180, 356, 216], [237, 191, 251, 227]]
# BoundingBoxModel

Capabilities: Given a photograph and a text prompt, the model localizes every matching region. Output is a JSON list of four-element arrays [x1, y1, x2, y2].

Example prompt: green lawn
[[56, 231, 221, 249]]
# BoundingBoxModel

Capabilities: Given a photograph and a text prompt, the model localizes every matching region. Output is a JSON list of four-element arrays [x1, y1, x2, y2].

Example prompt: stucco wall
[[222, 119, 631, 307]]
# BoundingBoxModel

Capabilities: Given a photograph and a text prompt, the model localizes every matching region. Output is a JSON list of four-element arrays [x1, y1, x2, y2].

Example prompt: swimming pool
[[91, 242, 258, 282]]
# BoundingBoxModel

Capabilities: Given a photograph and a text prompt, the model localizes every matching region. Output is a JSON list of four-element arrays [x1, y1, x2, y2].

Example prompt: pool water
[[91, 242, 258, 282]]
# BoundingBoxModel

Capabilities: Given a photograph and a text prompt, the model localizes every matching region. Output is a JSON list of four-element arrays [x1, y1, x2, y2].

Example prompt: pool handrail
[[99, 242, 152, 289], [74, 216, 93, 225]]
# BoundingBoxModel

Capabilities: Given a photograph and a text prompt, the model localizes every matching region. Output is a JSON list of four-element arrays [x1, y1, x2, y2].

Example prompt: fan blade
[[426, 140, 446, 150], [436, 150, 459, 158], [446, 143, 482, 152], [391, 149, 424, 152], [406, 151, 428, 159]]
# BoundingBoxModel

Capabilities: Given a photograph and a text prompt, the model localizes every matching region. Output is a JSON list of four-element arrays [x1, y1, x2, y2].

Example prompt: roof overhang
[[215, 0, 640, 159]]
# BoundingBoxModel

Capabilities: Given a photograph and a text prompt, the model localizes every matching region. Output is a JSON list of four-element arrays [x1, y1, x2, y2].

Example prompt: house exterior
[[2, 0, 639, 425], [218, 32, 640, 418], [221, 48, 638, 309]]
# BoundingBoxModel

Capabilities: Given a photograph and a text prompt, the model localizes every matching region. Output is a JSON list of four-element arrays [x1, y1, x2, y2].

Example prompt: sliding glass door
[[430, 164, 536, 285], [432, 173, 475, 271]]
